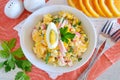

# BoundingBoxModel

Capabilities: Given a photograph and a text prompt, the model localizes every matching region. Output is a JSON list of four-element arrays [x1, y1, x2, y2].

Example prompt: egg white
[[46, 22, 59, 49]]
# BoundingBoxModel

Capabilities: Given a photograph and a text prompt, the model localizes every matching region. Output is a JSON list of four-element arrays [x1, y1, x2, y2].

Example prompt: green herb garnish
[[45, 52, 51, 64], [77, 21, 81, 25], [38, 27, 41, 30], [16, 60, 32, 72], [15, 71, 30, 80], [78, 58, 82, 62], [52, 18, 60, 23], [12, 48, 24, 58], [68, 46, 74, 53], [0, 50, 9, 58], [72, 21, 81, 27], [4, 54, 16, 72], [0, 38, 32, 80], [0, 62, 4, 69], [84, 37, 88, 42], [60, 27, 75, 43], [73, 24, 77, 27]]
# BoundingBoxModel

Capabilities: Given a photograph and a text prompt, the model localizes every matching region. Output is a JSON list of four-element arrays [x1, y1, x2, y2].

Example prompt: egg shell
[[24, 0, 45, 12], [4, 0, 24, 19]]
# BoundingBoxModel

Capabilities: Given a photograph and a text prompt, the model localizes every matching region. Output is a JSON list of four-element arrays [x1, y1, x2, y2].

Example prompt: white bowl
[[20, 5, 97, 73]]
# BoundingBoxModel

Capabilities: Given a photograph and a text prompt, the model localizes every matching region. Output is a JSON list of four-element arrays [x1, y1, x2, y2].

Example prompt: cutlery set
[[78, 20, 120, 80]]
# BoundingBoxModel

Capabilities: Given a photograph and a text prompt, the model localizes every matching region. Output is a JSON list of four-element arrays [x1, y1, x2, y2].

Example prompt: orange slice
[[79, 0, 92, 17], [67, 0, 81, 10], [106, 0, 120, 17], [72, 0, 81, 10], [83, 0, 99, 17], [92, 0, 105, 17], [67, 0, 76, 8], [114, 0, 120, 12], [98, 0, 113, 17]]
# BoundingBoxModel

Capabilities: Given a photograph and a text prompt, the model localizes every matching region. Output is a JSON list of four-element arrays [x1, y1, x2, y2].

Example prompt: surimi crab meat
[[58, 40, 67, 56]]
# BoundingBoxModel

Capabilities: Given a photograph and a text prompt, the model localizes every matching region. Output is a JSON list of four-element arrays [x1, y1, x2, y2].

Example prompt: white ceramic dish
[[20, 5, 97, 73]]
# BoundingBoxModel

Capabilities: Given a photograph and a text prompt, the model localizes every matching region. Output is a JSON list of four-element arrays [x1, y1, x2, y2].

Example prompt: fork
[[78, 20, 118, 80]]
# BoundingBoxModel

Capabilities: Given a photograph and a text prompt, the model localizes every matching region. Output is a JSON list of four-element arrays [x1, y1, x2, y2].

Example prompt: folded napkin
[[0, 0, 120, 80]]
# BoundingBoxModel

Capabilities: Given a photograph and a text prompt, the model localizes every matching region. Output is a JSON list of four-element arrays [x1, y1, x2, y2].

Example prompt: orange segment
[[98, 0, 113, 17], [83, 0, 99, 17], [106, 0, 120, 17], [79, 0, 92, 17], [92, 0, 105, 17]]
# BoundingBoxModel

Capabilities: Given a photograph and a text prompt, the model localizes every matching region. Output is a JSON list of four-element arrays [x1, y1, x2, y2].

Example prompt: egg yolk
[[50, 30, 56, 45]]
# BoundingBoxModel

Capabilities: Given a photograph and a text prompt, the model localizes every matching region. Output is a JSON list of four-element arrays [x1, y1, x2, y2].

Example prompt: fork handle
[[78, 51, 104, 80], [77, 40, 107, 80]]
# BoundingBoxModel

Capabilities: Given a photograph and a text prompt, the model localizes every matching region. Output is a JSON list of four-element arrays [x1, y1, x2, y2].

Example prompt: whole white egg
[[4, 0, 24, 19], [24, 0, 45, 12]]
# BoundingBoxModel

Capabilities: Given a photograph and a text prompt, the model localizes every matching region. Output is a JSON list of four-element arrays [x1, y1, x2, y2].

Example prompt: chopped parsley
[[77, 21, 81, 25], [52, 18, 60, 23], [78, 58, 82, 62], [45, 52, 51, 64], [68, 46, 74, 53], [84, 37, 88, 42], [73, 24, 77, 27], [72, 21, 81, 27]]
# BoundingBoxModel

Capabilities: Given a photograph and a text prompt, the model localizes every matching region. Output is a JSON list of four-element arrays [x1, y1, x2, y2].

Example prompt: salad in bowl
[[32, 11, 89, 66], [20, 5, 97, 73]]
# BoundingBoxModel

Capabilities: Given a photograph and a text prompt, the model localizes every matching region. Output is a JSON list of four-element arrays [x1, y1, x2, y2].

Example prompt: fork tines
[[111, 29, 120, 42], [101, 20, 114, 35], [101, 20, 120, 42]]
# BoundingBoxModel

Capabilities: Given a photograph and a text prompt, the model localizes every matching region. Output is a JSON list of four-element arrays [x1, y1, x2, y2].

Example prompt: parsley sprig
[[60, 27, 75, 43], [15, 71, 30, 80], [0, 38, 32, 80]]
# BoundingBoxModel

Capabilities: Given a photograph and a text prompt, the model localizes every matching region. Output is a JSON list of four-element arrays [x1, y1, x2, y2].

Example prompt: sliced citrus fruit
[[92, 0, 105, 17], [67, 0, 81, 10], [106, 0, 120, 17], [114, 0, 120, 12], [67, 0, 76, 8], [79, 0, 92, 17], [72, 0, 81, 10], [98, 0, 113, 17], [83, 0, 99, 17]]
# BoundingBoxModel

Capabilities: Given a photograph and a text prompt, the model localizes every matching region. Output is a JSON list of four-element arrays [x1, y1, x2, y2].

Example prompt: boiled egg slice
[[46, 22, 58, 49]]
